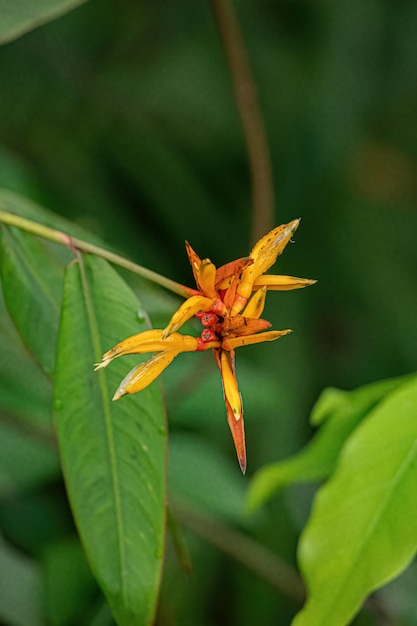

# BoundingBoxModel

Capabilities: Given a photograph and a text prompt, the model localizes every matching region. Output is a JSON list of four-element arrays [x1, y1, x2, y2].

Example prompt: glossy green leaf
[[293, 375, 417, 626], [0, 225, 64, 374], [54, 255, 166, 626], [0, 0, 88, 45], [247, 375, 410, 512]]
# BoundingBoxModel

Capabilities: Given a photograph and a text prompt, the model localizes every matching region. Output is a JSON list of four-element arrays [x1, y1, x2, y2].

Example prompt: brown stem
[[211, 0, 275, 243]]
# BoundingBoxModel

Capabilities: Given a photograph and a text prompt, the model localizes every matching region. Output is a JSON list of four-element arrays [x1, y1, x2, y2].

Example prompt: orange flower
[[95, 219, 316, 473]]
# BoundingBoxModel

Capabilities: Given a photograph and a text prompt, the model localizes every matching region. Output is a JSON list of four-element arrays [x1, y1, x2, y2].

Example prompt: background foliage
[[0, 1, 417, 625]]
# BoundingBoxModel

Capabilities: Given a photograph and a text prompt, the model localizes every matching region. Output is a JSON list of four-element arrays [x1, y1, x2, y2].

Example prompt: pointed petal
[[249, 219, 300, 277], [94, 329, 162, 369], [213, 349, 246, 471], [223, 315, 271, 336], [185, 240, 201, 287], [222, 329, 292, 350], [253, 275, 317, 291], [232, 220, 300, 314], [162, 295, 214, 337], [215, 256, 253, 289], [242, 286, 267, 319], [233, 318, 271, 336], [226, 400, 246, 474], [112, 349, 180, 400], [222, 272, 239, 310], [94, 329, 198, 369], [220, 350, 242, 421], [197, 259, 217, 298]]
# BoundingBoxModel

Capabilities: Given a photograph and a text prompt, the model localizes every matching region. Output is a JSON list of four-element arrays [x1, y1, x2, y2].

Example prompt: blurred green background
[[1, 1, 417, 624]]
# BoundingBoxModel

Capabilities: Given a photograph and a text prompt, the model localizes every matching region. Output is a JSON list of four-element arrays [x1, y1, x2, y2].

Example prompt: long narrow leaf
[[0, 0, 88, 45], [293, 376, 417, 626], [0, 226, 64, 374], [247, 375, 411, 512], [54, 255, 166, 626], [0, 288, 53, 430]]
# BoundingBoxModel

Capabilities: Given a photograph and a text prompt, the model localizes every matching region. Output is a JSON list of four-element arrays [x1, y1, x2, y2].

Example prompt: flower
[[95, 219, 315, 473]]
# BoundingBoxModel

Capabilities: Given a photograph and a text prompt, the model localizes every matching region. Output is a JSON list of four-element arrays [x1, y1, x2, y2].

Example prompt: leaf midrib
[[78, 256, 128, 606]]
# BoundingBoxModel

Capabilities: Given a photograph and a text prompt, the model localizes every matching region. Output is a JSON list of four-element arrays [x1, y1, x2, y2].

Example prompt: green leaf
[[54, 255, 167, 626], [247, 375, 410, 512], [0, 0, 88, 45], [0, 288, 59, 495], [0, 225, 64, 374], [293, 375, 417, 626], [0, 287, 53, 429]]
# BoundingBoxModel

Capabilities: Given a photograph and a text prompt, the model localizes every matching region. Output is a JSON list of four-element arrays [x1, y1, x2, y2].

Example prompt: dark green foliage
[[1, 2, 417, 625]]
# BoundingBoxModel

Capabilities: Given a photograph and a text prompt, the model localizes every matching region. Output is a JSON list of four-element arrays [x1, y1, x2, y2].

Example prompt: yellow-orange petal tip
[[94, 360, 108, 371], [112, 388, 125, 401]]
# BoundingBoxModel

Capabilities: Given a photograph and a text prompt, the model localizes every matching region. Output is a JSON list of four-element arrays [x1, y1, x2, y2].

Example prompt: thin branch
[[171, 497, 305, 603], [0, 210, 193, 298], [211, 0, 275, 244]]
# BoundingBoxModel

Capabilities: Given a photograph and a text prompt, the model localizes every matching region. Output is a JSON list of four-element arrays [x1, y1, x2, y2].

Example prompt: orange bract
[[95, 219, 316, 473]]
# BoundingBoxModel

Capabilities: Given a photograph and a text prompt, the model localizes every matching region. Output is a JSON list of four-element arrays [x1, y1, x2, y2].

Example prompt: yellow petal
[[220, 350, 242, 421], [94, 329, 198, 369], [222, 273, 239, 310], [197, 259, 217, 298], [222, 329, 292, 350], [249, 219, 300, 276], [112, 349, 180, 400], [223, 315, 271, 336], [162, 295, 214, 337], [253, 275, 317, 291], [242, 286, 267, 319], [229, 293, 248, 317], [215, 256, 253, 289], [232, 220, 300, 313]]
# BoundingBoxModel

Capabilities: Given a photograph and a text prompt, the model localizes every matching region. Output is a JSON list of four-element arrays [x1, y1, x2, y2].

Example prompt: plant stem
[[172, 497, 305, 603], [0, 210, 193, 298], [211, 0, 275, 244]]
